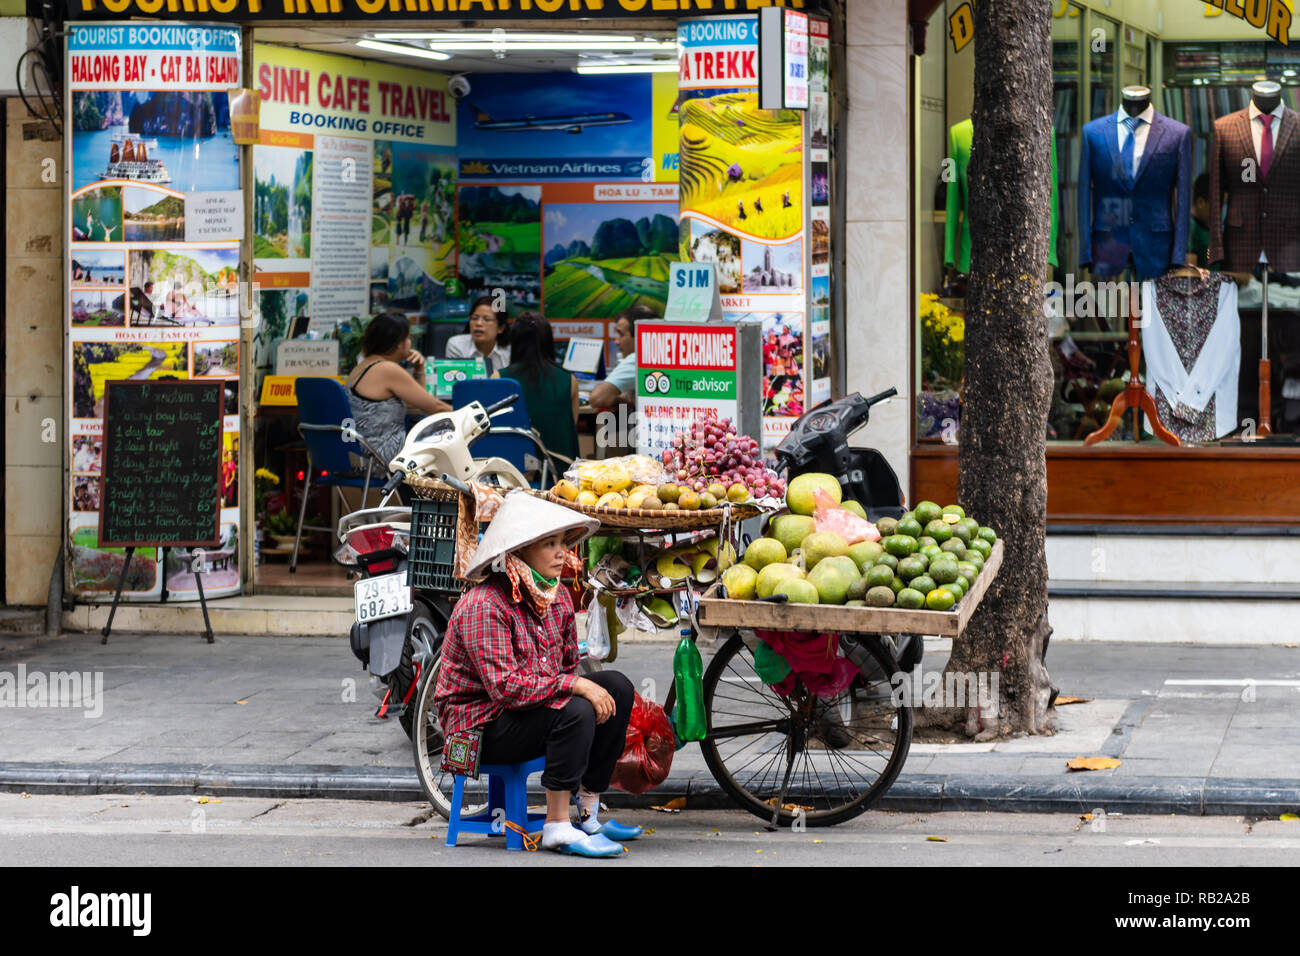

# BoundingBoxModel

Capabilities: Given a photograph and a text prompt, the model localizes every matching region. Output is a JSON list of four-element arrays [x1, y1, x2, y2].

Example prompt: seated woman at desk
[[346, 310, 450, 470], [496, 312, 579, 467], [446, 295, 512, 374]]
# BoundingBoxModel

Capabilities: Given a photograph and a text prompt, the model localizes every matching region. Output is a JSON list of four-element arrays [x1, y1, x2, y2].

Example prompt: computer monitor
[[563, 337, 606, 383]]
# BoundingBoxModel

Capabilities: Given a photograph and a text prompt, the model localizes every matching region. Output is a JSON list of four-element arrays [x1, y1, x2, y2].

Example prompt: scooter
[[773, 388, 924, 672], [339, 394, 554, 738]]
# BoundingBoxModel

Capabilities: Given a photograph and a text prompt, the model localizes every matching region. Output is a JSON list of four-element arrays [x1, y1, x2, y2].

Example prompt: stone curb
[[3, 763, 1298, 816]]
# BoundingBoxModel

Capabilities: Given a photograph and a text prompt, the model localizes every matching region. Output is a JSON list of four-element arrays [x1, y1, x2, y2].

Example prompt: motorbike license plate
[[355, 572, 412, 625]]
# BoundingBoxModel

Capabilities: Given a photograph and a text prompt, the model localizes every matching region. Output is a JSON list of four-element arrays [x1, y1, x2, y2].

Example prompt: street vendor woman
[[433, 490, 643, 857]]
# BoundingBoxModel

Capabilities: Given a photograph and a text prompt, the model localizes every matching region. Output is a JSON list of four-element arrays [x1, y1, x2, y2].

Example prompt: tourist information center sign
[[635, 322, 738, 457]]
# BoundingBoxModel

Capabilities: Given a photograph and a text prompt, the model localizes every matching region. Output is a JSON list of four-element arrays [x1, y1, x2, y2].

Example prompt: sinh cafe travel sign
[[64, 0, 817, 22]]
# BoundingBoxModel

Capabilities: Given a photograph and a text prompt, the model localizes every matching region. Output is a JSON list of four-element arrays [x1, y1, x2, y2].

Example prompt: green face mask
[[530, 567, 559, 589]]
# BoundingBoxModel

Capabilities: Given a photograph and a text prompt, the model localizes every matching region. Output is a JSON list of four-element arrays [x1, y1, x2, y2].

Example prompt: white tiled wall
[[844, 0, 911, 493], [5, 99, 63, 606]]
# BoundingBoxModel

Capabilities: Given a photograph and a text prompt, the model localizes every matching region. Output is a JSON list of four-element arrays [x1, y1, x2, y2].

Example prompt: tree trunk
[[932, 0, 1056, 737]]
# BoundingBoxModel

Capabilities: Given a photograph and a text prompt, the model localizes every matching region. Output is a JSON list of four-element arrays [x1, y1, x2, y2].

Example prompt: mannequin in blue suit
[[1078, 87, 1192, 279]]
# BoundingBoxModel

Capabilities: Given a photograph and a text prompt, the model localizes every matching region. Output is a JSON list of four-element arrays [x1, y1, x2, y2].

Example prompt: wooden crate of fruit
[[697, 539, 1003, 638]]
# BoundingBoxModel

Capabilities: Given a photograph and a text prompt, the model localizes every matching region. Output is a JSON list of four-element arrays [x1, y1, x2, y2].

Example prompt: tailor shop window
[[920, 8, 1300, 446]]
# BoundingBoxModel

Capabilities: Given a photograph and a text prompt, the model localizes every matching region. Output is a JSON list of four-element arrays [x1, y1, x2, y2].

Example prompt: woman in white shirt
[[445, 295, 511, 374]]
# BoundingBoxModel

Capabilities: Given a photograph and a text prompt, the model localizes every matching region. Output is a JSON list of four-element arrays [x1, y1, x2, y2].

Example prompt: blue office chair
[[291, 377, 390, 573], [451, 377, 558, 488]]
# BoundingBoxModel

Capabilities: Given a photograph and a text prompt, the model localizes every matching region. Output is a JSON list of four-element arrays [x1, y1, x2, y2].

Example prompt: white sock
[[541, 821, 587, 849], [576, 790, 602, 833]]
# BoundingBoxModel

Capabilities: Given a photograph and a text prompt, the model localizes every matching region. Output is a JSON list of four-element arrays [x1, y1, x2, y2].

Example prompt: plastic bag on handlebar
[[812, 488, 880, 544], [609, 692, 675, 795]]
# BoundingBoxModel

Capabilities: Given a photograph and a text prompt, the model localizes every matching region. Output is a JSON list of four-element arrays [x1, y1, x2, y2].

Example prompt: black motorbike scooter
[[771, 387, 923, 671], [773, 388, 906, 521]]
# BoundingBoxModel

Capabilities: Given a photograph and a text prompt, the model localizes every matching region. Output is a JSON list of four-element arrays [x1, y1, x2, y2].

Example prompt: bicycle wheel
[[699, 632, 912, 827], [410, 656, 493, 821]]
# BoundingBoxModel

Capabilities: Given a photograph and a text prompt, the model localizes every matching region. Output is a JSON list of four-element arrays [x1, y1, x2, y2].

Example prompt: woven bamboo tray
[[697, 539, 1004, 638], [544, 491, 761, 530]]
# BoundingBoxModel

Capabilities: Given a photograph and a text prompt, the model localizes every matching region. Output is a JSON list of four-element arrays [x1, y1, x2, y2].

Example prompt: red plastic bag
[[610, 692, 675, 794], [812, 487, 880, 544]]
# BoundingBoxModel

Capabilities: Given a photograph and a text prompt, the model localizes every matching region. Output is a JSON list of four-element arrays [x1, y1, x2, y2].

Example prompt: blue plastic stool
[[446, 756, 547, 851]]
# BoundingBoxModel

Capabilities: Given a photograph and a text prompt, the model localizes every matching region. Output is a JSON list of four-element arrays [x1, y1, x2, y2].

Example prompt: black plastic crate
[[407, 496, 461, 593]]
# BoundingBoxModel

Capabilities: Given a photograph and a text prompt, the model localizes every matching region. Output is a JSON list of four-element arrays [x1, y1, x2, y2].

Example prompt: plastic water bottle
[[672, 628, 706, 741]]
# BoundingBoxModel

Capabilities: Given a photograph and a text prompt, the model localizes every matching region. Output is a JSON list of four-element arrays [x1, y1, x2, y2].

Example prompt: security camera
[[447, 74, 471, 100]]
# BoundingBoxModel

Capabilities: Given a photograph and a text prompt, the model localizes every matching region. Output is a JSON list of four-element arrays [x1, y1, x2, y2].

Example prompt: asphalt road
[[2, 793, 1297, 867]]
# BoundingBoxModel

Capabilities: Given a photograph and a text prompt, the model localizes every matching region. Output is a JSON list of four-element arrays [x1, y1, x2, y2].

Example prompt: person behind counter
[[495, 312, 579, 468], [345, 310, 450, 472], [446, 295, 512, 375], [587, 304, 656, 408]]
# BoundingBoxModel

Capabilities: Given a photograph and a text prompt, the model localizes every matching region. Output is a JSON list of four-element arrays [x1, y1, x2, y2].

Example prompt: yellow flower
[[255, 467, 281, 484], [950, 327, 964, 343]]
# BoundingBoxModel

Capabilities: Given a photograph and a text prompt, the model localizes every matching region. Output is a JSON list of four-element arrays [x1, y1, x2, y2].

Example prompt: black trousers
[[480, 671, 634, 793]]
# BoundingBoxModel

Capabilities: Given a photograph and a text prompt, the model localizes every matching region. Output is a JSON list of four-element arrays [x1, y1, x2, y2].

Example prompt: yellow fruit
[[553, 479, 580, 501], [596, 492, 625, 509], [631, 484, 657, 498], [593, 467, 632, 496], [640, 496, 664, 510], [678, 490, 701, 511], [626, 491, 648, 509], [576, 490, 599, 506]]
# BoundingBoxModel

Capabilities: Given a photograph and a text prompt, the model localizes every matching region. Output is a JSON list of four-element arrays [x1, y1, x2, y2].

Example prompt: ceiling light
[[576, 63, 681, 74], [372, 32, 673, 44], [429, 40, 676, 52], [356, 39, 450, 61]]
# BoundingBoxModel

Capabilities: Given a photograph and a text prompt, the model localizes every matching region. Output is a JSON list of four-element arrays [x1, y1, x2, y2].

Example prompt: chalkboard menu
[[99, 381, 224, 548]]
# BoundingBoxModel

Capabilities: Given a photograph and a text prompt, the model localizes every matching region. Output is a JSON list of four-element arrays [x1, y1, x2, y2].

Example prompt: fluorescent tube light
[[356, 39, 451, 61], [576, 63, 680, 74]]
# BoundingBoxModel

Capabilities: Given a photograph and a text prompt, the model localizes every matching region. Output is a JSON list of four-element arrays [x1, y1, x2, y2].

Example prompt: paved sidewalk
[[1, 631, 1298, 815]]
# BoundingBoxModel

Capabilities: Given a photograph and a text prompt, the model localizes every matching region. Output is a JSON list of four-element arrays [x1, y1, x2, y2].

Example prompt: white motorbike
[[340, 394, 558, 739]]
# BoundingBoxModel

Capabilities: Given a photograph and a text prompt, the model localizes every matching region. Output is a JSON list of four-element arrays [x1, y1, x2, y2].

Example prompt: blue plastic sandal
[[556, 832, 626, 857], [593, 820, 643, 842]]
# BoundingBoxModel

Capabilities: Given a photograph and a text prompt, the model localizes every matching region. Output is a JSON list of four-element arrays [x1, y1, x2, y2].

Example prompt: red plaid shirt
[[433, 575, 581, 739]]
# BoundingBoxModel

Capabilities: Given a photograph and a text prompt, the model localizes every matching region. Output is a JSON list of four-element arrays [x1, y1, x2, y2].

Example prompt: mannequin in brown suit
[[1208, 81, 1300, 435], [1208, 84, 1300, 270]]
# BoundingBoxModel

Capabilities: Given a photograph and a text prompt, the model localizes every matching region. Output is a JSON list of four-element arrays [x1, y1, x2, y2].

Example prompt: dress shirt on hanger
[[1140, 273, 1240, 441]]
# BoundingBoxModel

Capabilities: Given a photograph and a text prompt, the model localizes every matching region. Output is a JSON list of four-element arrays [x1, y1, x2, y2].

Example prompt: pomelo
[[786, 473, 842, 516], [808, 556, 858, 604], [848, 540, 884, 573], [744, 537, 787, 571], [775, 577, 819, 604], [770, 514, 816, 556], [756, 562, 804, 598], [721, 563, 758, 600], [801, 531, 850, 570]]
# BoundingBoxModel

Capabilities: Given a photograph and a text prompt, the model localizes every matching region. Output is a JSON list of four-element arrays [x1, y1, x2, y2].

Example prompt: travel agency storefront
[[46, 0, 881, 614]]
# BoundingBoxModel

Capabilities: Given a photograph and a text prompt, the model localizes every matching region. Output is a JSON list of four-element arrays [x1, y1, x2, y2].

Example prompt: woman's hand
[[404, 348, 427, 380], [574, 677, 616, 724]]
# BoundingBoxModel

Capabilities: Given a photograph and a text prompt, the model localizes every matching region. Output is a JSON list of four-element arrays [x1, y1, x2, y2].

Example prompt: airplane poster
[[457, 72, 655, 181]]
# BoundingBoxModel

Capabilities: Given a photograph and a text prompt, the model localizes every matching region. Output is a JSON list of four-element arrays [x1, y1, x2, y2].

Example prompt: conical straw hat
[[463, 490, 600, 580]]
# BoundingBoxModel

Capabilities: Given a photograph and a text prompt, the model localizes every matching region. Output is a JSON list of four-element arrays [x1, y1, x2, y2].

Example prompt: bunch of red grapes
[[659, 416, 786, 499]]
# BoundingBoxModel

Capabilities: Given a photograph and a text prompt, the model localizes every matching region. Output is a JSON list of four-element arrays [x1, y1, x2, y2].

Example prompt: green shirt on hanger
[[944, 117, 1059, 273]]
